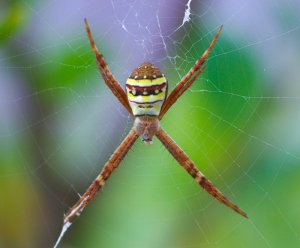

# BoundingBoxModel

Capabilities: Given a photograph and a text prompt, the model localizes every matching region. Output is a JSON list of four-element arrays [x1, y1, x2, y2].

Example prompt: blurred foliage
[[1, 1, 300, 248], [0, 1, 28, 44]]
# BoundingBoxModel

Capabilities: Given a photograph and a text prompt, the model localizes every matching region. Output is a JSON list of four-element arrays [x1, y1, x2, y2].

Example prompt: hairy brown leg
[[63, 128, 139, 225], [159, 65, 206, 119], [160, 26, 222, 119], [84, 18, 132, 114], [156, 127, 248, 218]]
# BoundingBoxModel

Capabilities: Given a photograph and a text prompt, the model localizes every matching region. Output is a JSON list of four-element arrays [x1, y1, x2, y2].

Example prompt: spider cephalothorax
[[55, 19, 247, 248]]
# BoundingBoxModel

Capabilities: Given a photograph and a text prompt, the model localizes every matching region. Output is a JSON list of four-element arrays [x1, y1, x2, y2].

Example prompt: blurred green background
[[1, 0, 300, 247]]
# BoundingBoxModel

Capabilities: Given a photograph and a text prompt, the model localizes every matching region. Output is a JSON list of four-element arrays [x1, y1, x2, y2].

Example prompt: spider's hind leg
[[159, 26, 222, 119]]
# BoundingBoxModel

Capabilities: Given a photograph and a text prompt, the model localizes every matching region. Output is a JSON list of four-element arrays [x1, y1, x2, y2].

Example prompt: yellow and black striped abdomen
[[126, 62, 167, 116]]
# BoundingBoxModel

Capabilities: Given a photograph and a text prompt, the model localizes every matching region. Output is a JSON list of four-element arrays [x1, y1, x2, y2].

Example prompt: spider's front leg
[[63, 128, 139, 225], [156, 127, 248, 218]]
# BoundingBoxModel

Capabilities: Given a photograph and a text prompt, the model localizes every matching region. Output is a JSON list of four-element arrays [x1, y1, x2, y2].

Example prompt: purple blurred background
[[1, 0, 300, 247]]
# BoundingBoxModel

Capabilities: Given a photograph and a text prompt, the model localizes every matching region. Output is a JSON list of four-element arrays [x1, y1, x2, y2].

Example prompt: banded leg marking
[[84, 18, 132, 114], [160, 26, 222, 119], [156, 127, 248, 218], [63, 128, 139, 225]]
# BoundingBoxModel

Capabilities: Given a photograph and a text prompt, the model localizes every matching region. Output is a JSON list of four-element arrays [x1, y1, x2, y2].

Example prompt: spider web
[[1, 0, 300, 247]]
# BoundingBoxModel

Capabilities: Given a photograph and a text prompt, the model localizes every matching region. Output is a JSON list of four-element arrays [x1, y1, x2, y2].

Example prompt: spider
[[63, 19, 248, 229]]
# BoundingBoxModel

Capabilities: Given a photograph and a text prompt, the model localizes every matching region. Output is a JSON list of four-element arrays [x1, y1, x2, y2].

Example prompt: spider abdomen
[[126, 61, 168, 116]]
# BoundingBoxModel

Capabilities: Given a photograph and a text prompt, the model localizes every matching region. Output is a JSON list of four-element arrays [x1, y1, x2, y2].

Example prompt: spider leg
[[160, 26, 222, 119], [159, 65, 206, 119], [84, 18, 132, 114], [156, 127, 248, 218], [63, 128, 139, 225]]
